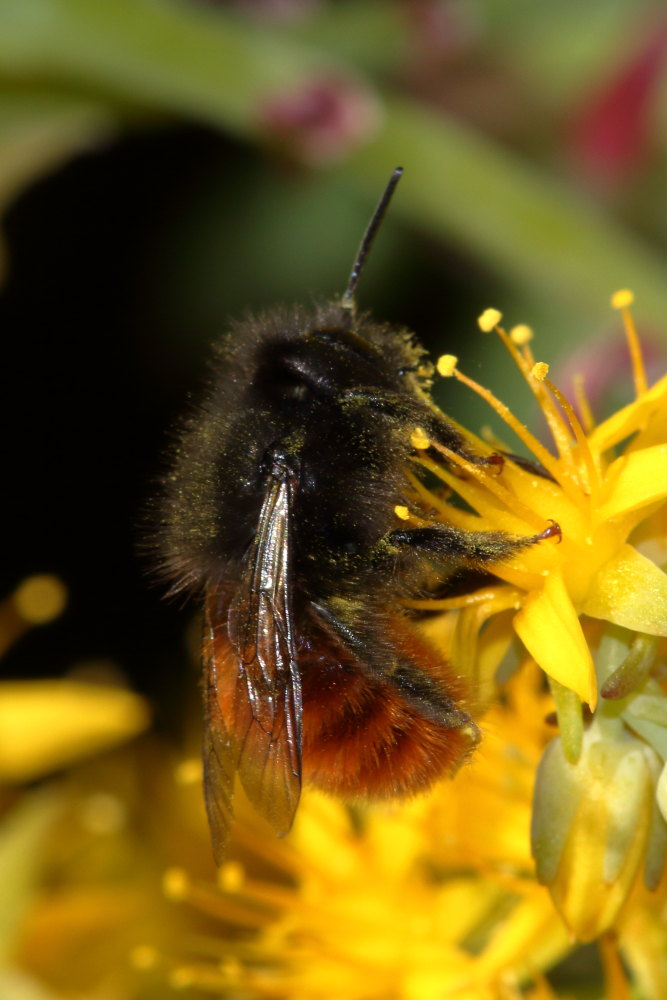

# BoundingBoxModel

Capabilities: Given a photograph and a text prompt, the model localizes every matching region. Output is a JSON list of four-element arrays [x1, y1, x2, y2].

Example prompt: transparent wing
[[202, 462, 302, 859]]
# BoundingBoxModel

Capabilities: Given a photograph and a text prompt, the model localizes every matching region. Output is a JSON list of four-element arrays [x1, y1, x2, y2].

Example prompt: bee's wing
[[203, 463, 302, 861], [201, 642, 237, 864]]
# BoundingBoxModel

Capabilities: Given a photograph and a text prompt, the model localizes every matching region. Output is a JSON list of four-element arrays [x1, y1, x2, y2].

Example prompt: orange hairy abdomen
[[299, 615, 476, 799]]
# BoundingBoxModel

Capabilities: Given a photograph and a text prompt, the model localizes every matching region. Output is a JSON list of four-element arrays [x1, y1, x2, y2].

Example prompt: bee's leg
[[348, 385, 552, 477], [386, 521, 559, 569]]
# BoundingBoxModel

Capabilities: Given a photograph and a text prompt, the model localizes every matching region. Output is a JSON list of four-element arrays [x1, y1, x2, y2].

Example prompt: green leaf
[[2, 0, 667, 345]]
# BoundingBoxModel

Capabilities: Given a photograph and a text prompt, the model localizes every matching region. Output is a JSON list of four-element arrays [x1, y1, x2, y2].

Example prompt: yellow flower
[[416, 299, 667, 710], [410, 293, 667, 944], [146, 667, 572, 1000], [0, 576, 152, 998], [7, 298, 667, 998], [0, 576, 150, 783]]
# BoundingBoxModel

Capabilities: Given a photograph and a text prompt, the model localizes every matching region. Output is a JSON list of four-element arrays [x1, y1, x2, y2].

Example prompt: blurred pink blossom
[[568, 18, 667, 189], [260, 76, 381, 165]]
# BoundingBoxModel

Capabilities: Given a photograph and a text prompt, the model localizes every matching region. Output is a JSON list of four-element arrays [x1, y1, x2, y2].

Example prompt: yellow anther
[[394, 505, 411, 521], [174, 758, 202, 785], [219, 958, 243, 981], [169, 967, 196, 990], [611, 288, 635, 309], [531, 362, 550, 382], [218, 860, 245, 893], [163, 867, 189, 900], [478, 308, 502, 332], [510, 324, 533, 345], [13, 574, 67, 624], [410, 427, 430, 450], [131, 945, 159, 970], [436, 354, 458, 377]]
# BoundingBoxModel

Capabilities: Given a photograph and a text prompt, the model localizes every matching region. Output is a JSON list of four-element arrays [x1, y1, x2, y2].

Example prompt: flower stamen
[[410, 426, 431, 450], [393, 501, 431, 527], [611, 289, 648, 397], [405, 584, 523, 612], [163, 867, 282, 928], [532, 365, 601, 500], [405, 468, 454, 517], [421, 448, 547, 533], [496, 323, 579, 472], [438, 361, 578, 501], [572, 373, 596, 434]]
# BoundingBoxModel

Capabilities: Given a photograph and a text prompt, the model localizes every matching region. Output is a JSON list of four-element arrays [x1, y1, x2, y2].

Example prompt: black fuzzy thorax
[[157, 302, 437, 601]]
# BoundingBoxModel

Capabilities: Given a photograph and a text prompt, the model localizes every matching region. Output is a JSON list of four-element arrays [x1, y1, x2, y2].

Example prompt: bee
[[157, 169, 554, 862]]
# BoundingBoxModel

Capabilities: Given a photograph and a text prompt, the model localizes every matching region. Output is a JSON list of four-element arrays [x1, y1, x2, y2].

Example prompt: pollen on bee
[[531, 362, 550, 382], [461, 723, 481, 742], [410, 426, 431, 450], [436, 354, 458, 377], [477, 308, 502, 332], [394, 505, 411, 520]]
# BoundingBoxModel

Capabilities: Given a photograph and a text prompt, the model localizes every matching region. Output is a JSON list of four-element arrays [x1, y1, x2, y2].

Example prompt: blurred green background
[[3, 0, 667, 706]]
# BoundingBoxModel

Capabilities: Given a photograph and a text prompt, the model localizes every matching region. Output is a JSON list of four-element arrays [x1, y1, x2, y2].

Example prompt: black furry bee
[[157, 169, 553, 862]]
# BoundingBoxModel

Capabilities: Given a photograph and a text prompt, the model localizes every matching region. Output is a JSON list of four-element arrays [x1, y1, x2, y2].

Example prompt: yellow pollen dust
[[394, 505, 411, 521], [531, 362, 550, 382], [437, 354, 458, 377], [611, 288, 635, 309], [510, 324, 533, 345], [410, 426, 431, 450], [478, 308, 502, 332]]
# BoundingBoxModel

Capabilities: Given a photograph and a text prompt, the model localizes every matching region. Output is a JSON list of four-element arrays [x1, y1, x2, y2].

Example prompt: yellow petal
[[628, 401, 667, 452], [473, 888, 570, 983], [0, 789, 62, 963], [599, 444, 667, 521], [657, 762, 667, 825], [582, 544, 667, 636], [587, 374, 667, 453], [0, 970, 57, 999], [0, 681, 150, 783], [514, 572, 597, 708]]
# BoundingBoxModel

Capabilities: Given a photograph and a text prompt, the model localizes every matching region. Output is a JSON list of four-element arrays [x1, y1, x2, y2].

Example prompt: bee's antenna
[[341, 167, 403, 312]]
